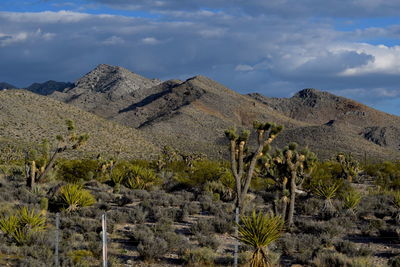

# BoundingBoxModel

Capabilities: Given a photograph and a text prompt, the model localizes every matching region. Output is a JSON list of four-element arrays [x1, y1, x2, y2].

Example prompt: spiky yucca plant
[[59, 184, 96, 212], [389, 190, 400, 223], [313, 181, 341, 216], [0, 207, 46, 245], [124, 165, 160, 190], [237, 211, 284, 267], [391, 191, 400, 209], [342, 190, 362, 213]]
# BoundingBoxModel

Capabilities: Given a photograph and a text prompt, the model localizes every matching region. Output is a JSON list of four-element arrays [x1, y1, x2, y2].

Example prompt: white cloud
[[102, 35, 125, 45], [141, 37, 159, 45], [0, 32, 28, 46], [235, 64, 254, 71], [335, 44, 400, 76], [0, 10, 92, 23]]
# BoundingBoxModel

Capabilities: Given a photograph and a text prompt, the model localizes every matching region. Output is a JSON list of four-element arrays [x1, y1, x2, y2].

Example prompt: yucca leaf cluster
[[59, 184, 96, 212], [313, 181, 340, 200], [342, 190, 362, 212], [0, 207, 46, 245], [237, 211, 284, 267], [111, 163, 160, 190]]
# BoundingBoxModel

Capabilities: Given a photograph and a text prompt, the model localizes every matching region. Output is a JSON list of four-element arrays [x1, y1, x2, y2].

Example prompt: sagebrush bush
[[182, 247, 216, 266], [195, 233, 220, 249], [334, 240, 372, 257], [278, 233, 322, 264], [190, 218, 214, 235]]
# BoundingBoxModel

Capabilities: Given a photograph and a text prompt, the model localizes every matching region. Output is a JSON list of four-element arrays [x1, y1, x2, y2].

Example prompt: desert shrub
[[137, 236, 169, 261], [183, 201, 201, 215], [0, 207, 46, 245], [58, 159, 99, 183], [296, 196, 322, 216], [190, 218, 214, 235], [67, 249, 95, 266], [129, 224, 154, 245], [107, 209, 130, 224], [312, 250, 378, 267], [389, 255, 400, 267], [128, 189, 150, 200], [182, 247, 216, 266], [364, 161, 400, 190], [358, 193, 394, 219], [131, 223, 185, 261], [128, 206, 148, 224], [14, 187, 39, 204], [152, 218, 174, 233], [57, 184, 96, 212], [161, 231, 191, 255], [174, 160, 234, 196], [278, 233, 322, 264], [296, 218, 344, 238], [197, 194, 230, 215], [195, 233, 220, 249], [211, 216, 234, 234], [334, 240, 372, 257]]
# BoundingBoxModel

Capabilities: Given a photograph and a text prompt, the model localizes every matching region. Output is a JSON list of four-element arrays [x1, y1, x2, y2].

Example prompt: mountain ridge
[[7, 64, 400, 160]]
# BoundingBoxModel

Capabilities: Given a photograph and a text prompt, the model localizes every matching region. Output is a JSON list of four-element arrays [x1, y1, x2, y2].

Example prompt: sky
[[1, 1, 400, 115]]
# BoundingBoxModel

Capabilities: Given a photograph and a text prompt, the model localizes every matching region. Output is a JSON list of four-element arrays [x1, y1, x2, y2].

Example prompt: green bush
[[58, 159, 99, 183], [364, 161, 400, 190]]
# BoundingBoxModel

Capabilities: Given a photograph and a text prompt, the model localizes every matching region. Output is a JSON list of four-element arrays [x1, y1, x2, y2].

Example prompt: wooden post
[[102, 213, 108, 267], [55, 213, 60, 267], [234, 207, 239, 267]]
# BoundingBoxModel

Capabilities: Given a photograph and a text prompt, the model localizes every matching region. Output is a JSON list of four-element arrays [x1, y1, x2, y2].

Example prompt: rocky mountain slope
[[0, 90, 160, 159], [249, 90, 400, 159], [17, 64, 400, 160]]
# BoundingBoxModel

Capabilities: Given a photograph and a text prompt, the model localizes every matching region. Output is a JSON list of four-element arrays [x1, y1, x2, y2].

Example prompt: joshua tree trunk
[[36, 147, 66, 183], [287, 171, 297, 228], [27, 161, 36, 188]]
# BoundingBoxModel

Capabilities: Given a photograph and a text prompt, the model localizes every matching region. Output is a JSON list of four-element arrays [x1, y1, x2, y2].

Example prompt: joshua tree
[[237, 210, 284, 267], [259, 143, 317, 227], [285, 144, 317, 227], [36, 120, 89, 183], [336, 153, 361, 182], [225, 121, 283, 212], [25, 139, 50, 188]]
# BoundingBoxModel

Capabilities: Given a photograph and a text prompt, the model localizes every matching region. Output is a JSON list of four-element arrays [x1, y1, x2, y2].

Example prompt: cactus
[[225, 121, 283, 212]]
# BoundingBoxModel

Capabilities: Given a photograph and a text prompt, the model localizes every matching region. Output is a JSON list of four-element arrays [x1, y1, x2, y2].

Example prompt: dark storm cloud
[[86, 0, 400, 17], [0, 3, 400, 114]]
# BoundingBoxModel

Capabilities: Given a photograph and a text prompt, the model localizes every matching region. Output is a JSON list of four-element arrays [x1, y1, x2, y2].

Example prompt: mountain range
[[1, 64, 399, 160]]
